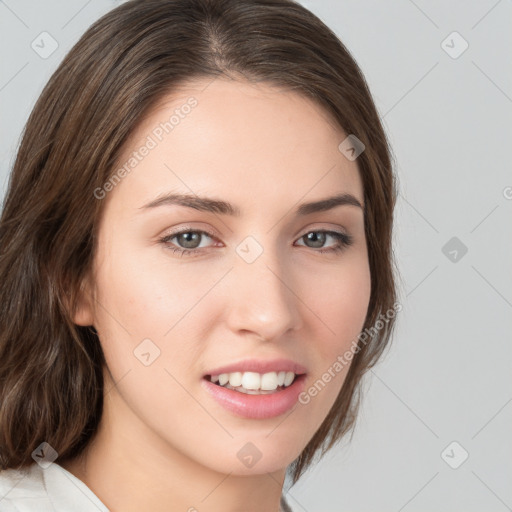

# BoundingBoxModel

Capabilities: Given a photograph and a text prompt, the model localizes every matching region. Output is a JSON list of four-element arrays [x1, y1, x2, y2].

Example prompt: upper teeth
[[210, 371, 296, 390]]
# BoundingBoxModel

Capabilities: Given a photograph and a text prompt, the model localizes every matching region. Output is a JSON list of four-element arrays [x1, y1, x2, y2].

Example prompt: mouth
[[203, 371, 303, 395], [201, 364, 308, 419]]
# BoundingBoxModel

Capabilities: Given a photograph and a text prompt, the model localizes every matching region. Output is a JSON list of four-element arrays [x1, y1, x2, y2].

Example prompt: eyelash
[[158, 228, 354, 258]]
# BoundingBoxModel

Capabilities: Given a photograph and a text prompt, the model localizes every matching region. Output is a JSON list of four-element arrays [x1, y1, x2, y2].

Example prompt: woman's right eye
[[158, 229, 218, 257]]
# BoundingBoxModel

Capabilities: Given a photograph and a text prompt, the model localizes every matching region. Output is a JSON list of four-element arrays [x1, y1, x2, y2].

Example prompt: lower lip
[[201, 374, 307, 420]]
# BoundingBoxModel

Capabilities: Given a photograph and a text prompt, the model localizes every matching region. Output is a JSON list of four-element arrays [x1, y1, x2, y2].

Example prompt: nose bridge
[[226, 234, 302, 340]]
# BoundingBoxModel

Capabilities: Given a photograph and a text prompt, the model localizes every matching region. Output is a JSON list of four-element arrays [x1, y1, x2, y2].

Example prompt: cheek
[[90, 246, 209, 415], [91, 241, 225, 389], [294, 253, 369, 403], [303, 253, 371, 358], [94, 240, 217, 336], [294, 257, 370, 431]]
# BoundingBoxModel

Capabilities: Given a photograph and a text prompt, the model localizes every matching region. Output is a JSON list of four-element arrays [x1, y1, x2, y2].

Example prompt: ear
[[72, 273, 95, 326]]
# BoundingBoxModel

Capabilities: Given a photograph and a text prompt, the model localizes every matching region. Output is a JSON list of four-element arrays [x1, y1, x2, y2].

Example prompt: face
[[76, 77, 371, 476]]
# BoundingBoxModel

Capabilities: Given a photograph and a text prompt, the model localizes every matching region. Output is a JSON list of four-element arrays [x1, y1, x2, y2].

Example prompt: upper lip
[[204, 359, 307, 377]]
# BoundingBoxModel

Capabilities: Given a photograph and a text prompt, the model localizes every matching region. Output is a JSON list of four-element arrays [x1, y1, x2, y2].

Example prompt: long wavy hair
[[0, 0, 399, 485]]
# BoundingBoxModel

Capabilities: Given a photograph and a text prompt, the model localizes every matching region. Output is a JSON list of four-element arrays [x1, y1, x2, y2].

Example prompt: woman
[[0, 0, 399, 510]]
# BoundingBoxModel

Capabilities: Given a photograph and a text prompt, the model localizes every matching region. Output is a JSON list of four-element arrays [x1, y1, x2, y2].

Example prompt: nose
[[224, 239, 303, 342]]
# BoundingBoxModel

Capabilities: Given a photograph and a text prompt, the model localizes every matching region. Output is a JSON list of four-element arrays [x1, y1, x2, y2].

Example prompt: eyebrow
[[139, 192, 364, 216]]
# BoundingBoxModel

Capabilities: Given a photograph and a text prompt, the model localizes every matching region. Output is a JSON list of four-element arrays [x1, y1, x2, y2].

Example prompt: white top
[[0, 462, 109, 511], [0, 462, 293, 511]]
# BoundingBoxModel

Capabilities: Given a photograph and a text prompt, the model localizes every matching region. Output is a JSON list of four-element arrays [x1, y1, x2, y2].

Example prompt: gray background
[[1, 1, 511, 511]]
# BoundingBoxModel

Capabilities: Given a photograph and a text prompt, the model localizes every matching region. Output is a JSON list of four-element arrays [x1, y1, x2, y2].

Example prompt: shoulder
[[0, 463, 50, 511], [0, 462, 109, 512]]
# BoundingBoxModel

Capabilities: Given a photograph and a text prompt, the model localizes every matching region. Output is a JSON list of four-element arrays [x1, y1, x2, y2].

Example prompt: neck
[[60, 376, 287, 512]]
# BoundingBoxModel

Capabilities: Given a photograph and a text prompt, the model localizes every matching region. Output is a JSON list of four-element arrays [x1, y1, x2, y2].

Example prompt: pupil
[[179, 232, 200, 248], [306, 232, 325, 248]]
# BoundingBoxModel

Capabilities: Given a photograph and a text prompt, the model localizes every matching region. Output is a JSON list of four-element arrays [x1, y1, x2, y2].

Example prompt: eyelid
[[296, 222, 349, 237], [162, 225, 220, 241]]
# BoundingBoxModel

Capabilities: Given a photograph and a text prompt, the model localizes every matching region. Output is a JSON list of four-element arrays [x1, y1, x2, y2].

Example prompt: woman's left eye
[[158, 229, 353, 257], [295, 230, 353, 253]]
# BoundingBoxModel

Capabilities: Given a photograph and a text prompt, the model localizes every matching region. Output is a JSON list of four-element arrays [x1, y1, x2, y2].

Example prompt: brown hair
[[0, 0, 399, 485]]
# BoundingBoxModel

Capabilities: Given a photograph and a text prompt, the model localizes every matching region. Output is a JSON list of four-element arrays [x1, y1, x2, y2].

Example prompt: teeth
[[283, 371, 295, 386], [261, 372, 278, 390], [241, 372, 260, 390], [229, 372, 243, 388], [209, 371, 297, 391]]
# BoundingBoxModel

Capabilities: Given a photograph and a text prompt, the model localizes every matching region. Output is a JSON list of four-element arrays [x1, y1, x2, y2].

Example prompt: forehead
[[105, 77, 363, 216]]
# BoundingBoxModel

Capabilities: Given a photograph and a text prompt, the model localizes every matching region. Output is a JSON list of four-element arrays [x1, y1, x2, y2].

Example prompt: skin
[[61, 76, 371, 512]]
